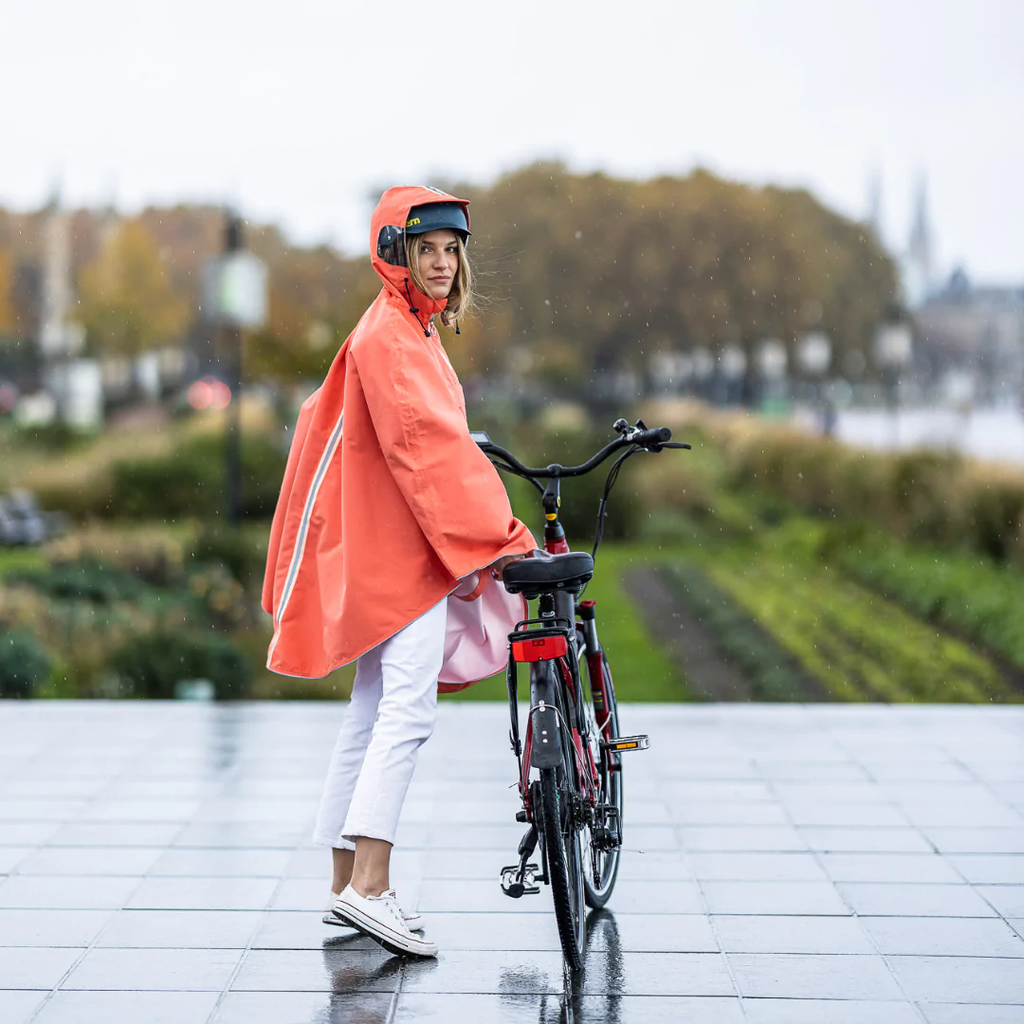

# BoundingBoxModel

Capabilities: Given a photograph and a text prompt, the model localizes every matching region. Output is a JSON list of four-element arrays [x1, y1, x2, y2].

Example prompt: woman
[[262, 186, 536, 957]]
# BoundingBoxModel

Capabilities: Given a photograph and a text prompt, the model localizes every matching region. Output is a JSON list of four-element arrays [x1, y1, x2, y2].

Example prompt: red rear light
[[511, 635, 568, 662]]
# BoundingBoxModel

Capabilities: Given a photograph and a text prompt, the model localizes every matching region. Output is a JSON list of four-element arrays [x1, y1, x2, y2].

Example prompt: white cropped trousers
[[312, 598, 447, 850]]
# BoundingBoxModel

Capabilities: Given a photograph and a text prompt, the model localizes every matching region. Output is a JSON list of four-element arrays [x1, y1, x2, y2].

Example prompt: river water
[[794, 406, 1024, 467]]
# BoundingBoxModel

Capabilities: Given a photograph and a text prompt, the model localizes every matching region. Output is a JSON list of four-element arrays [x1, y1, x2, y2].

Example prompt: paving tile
[[921, 1005, 1024, 1023], [600, 851, 693, 881], [0, 799, 86, 820], [76, 798, 202, 822], [0, 846, 32, 873], [211, 991, 394, 1023], [728, 952, 904, 999], [397, 993, 746, 1023], [837, 882, 997, 917], [232, 947, 407, 992], [663, 801, 790, 825], [97, 909, 262, 948], [701, 881, 849, 915], [819, 853, 962, 883], [783, 803, 910, 827], [860, 760, 975, 782], [887, 954, 1024, 1003], [743, 998, 921, 1023], [31, 991, 220, 1024], [47, 822, 182, 847], [678, 826, 808, 852], [797, 827, 934, 854], [947, 855, 1024, 884], [0, 946, 83, 988], [924, 828, 1024, 855], [172, 822, 308, 848], [712, 915, 874, 953], [63, 947, 242, 990], [770, 783, 887, 804], [0, 991, 47, 1024], [687, 852, 828, 882], [148, 847, 292, 877], [755, 759, 870, 781], [0, 908, 112, 946], [418, 877, 703, 914], [977, 885, 1024, 918], [126, 876, 278, 911], [0, 875, 142, 909], [18, 846, 164, 876], [252, 910, 373, 950], [0, 823, 60, 845], [901, 803, 1024, 828], [860, 916, 1024, 956]]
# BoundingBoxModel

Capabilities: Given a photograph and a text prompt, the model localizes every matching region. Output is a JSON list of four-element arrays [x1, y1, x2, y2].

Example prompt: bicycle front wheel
[[583, 650, 623, 908]]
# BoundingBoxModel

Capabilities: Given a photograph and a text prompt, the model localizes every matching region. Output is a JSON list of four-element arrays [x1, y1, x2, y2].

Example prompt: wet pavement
[[1, 700, 1023, 1023]]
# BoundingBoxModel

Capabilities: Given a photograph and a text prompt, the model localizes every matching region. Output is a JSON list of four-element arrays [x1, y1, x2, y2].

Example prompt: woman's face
[[412, 229, 459, 300]]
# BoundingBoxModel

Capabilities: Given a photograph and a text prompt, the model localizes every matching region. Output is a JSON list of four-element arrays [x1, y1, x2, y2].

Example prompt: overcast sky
[[1, 0, 1021, 281]]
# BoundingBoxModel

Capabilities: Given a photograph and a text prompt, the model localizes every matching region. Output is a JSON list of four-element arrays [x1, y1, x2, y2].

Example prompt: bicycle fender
[[529, 662, 563, 769]]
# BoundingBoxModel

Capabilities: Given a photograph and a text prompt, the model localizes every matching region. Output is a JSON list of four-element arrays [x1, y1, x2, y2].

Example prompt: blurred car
[[0, 490, 67, 546]]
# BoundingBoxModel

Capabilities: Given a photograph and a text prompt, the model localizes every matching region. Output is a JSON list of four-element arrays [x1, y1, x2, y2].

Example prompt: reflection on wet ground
[[0, 701, 1022, 1023]]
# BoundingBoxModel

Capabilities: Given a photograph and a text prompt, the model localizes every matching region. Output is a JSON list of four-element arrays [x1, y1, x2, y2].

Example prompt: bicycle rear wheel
[[533, 661, 586, 972], [538, 762, 585, 972], [583, 651, 623, 908]]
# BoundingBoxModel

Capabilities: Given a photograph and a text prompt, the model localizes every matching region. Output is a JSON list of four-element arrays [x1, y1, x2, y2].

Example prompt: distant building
[[915, 270, 1024, 405]]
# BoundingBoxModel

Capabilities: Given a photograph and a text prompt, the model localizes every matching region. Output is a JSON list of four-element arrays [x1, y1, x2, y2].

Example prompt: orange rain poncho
[[261, 186, 536, 691]]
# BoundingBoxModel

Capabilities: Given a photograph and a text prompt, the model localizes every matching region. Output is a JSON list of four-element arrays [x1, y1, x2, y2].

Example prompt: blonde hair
[[406, 233, 473, 327]]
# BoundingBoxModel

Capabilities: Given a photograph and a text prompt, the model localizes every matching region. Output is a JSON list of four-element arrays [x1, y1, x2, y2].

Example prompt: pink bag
[[438, 572, 528, 692]]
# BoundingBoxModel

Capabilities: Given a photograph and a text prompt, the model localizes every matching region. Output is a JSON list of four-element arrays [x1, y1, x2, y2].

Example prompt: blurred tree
[[451, 162, 899, 398], [78, 219, 189, 356]]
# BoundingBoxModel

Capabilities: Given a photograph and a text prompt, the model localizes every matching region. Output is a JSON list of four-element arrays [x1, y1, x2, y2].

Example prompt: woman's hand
[[489, 554, 527, 580]]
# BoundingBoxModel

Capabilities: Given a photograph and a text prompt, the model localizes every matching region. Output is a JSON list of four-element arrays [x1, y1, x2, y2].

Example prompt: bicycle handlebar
[[477, 424, 687, 480]]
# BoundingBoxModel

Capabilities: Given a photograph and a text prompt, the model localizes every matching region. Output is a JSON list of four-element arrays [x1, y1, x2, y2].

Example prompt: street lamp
[[202, 211, 268, 524], [756, 338, 788, 412], [874, 321, 913, 448], [719, 344, 747, 405], [798, 331, 832, 433]]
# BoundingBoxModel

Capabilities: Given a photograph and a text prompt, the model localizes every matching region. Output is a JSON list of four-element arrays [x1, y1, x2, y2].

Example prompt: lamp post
[[874, 320, 913, 449], [202, 210, 268, 524], [798, 331, 832, 433], [756, 337, 788, 413], [719, 344, 747, 406]]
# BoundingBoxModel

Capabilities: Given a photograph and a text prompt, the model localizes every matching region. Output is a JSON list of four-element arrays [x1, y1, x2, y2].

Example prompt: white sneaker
[[323, 891, 423, 931], [330, 885, 437, 958]]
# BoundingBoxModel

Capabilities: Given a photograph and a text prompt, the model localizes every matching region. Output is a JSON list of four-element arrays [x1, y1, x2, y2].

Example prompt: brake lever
[[644, 441, 692, 452]]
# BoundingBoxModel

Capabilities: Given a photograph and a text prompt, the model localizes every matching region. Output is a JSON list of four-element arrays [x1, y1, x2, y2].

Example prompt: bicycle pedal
[[602, 734, 650, 752], [500, 862, 541, 898]]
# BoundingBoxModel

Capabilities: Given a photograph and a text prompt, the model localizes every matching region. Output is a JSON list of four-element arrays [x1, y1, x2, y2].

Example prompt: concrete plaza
[[0, 700, 1022, 1022]]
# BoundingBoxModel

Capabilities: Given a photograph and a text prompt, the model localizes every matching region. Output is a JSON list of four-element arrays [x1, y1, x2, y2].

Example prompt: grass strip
[[701, 554, 1014, 703], [658, 562, 820, 701], [831, 536, 1024, 671]]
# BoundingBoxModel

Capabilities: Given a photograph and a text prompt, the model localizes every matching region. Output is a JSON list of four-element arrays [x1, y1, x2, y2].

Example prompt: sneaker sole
[[324, 909, 423, 932], [332, 900, 437, 958]]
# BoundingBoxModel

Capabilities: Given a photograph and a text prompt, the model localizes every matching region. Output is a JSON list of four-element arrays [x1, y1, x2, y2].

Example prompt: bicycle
[[472, 418, 690, 971]]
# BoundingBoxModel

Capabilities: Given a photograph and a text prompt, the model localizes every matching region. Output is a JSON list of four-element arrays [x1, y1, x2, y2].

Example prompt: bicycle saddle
[[502, 551, 594, 598]]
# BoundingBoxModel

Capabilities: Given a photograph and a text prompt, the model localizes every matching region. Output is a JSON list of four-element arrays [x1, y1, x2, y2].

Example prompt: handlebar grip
[[637, 426, 672, 446]]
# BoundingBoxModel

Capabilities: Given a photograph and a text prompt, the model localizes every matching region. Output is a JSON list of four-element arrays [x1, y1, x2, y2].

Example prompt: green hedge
[[716, 421, 1024, 565], [0, 630, 52, 698], [108, 629, 253, 699]]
